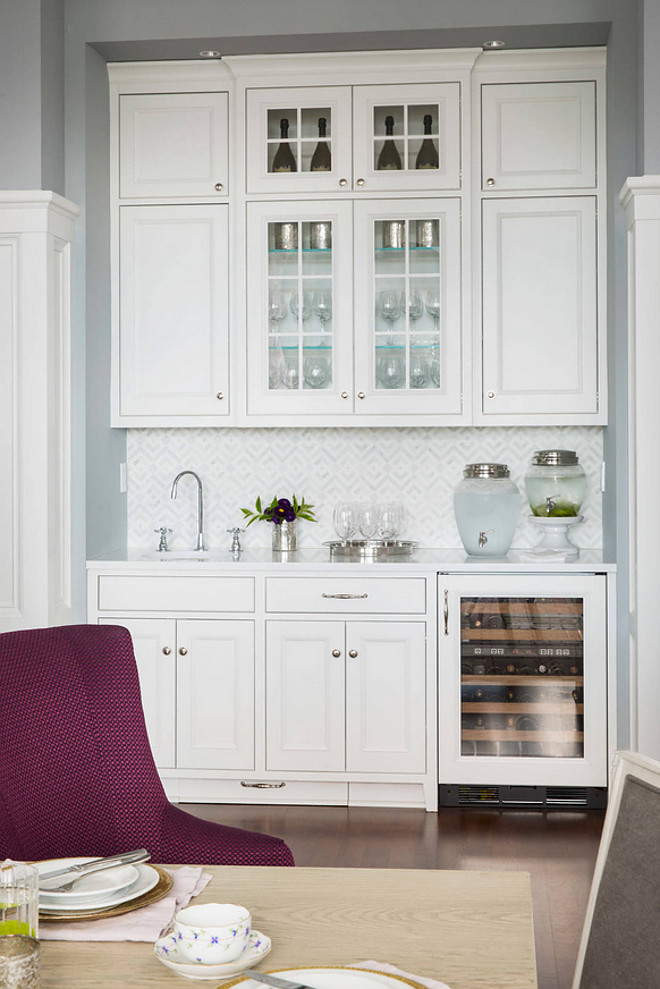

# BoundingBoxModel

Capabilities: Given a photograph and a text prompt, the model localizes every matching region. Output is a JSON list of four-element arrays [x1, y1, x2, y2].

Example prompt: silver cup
[[273, 222, 298, 251], [382, 220, 406, 249], [310, 221, 332, 250], [416, 219, 438, 248]]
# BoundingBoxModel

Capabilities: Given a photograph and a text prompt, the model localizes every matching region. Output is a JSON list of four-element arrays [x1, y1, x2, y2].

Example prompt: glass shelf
[[375, 246, 439, 253], [269, 248, 331, 255]]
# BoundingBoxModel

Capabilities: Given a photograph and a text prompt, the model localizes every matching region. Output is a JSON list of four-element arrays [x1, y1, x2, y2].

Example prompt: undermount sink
[[139, 549, 217, 561]]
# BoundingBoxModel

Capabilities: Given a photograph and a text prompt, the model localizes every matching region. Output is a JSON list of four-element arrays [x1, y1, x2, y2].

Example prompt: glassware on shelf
[[415, 114, 439, 170], [313, 289, 332, 329], [376, 289, 404, 327], [280, 360, 299, 390], [377, 351, 404, 389], [333, 503, 357, 544], [425, 288, 441, 330], [376, 115, 402, 170], [289, 291, 312, 322], [407, 290, 424, 325], [303, 355, 330, 389], [310, 117, 331, 172], [409, 352, 428, 389], [272, 118, 297, 173], [429, 345, 441, 387]]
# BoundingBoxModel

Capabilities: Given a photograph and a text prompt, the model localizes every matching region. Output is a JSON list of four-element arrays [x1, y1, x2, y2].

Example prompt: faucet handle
[[154, 527, 172, 552], [227, 527, 245, 554]]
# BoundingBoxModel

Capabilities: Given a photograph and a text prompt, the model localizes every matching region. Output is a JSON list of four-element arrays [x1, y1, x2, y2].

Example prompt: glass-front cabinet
[[247, 199, 463, 419], [439, 574, 607, 788], [246, 82, 461, 195]]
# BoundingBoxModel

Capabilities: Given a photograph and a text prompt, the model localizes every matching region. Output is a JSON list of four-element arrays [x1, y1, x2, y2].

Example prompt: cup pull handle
[[240, 781, 286, 789], [321, 593, 369, 599]]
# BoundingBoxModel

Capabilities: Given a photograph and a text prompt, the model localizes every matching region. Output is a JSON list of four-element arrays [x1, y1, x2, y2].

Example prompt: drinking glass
[[303, 355, 330, 389], [268, 291, 289, 334], [0, 936, 40, 989], [313, 289, 332, 330], [357, 502, 379, 540], [333, 503, 357, 543], [290, 291, 312, 323], [409, 352, 428, 389], [0, 862, 39, 938], [425, 288, 441, 331], [377, 352, 404, 389], [377, 289, 403, 328], [377, 503, 403, 540], [407, 289, 424, 325]]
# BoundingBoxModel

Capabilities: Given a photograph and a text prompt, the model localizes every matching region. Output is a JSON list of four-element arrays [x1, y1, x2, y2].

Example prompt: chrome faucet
[[170, 471, 206, 551]]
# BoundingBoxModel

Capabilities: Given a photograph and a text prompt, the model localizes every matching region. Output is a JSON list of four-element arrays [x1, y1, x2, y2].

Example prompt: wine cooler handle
[[443, 589, 449, 635]]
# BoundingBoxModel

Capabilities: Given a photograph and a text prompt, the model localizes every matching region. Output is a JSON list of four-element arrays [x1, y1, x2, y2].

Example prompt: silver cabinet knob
[[338, 178, 348, 188], [217, 392, 224, 400], [214, 182, 224, 192], [348, 649, 358, 658], [331, 649, 341, 658], [486, 178, 495, 187], [487, 391, 495, 399], [341, 391, 349, 399], [162, 646, 171, 655], [179, 647, 188, 656], [356, 178, 366, 187], [357, 391, 365, 399]]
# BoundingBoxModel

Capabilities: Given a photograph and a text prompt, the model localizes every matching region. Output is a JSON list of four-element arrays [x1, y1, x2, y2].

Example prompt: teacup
[[174, 902, 251, 965]]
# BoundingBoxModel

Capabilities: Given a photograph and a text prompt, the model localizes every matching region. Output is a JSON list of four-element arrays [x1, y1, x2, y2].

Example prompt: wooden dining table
[[39, 865, 538, 989]]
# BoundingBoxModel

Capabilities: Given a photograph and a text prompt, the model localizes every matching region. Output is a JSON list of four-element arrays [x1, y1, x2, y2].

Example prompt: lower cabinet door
[[176, 620, 255, 770], [100, 617, 176, 768], [266, 621, 345, 771], [345, 621, 427, 773]]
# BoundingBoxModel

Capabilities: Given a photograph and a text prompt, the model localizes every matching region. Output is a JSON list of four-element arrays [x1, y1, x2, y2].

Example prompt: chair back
[[0, 624, 167, 860], [573, 750, 660, 988]]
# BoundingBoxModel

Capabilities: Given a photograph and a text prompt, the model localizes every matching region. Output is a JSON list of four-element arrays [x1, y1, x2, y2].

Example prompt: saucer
[[154, 929, 271, 981]]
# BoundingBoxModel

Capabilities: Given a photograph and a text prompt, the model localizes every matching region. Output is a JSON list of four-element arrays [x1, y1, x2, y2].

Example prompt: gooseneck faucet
[[170, 470, 206, 551]]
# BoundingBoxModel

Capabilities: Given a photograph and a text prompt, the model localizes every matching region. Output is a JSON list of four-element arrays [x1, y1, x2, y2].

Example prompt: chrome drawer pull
[[240, 781, 286, 789], [321, 592, 368, 599]]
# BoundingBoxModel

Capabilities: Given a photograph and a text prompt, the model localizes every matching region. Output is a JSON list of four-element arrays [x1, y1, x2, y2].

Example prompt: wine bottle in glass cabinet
[[438, 574, 608, 797], [272, 118, 297, 173], [310, 117, 332, 172]]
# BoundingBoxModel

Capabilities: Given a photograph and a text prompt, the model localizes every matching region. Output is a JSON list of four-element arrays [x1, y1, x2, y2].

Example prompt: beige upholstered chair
[[572, 750, 660, 988]]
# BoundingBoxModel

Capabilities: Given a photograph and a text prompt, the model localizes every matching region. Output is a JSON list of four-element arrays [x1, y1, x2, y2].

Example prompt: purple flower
[[277, 498, 292, 509]]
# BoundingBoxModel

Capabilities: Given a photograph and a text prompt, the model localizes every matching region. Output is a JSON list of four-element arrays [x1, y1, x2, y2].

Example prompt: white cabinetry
[[117, 205, 229, 420], [119, 92, 229, 200]]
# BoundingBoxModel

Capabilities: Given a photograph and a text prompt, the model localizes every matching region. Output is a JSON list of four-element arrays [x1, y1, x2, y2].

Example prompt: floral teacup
[[174, 902, 251, 965]]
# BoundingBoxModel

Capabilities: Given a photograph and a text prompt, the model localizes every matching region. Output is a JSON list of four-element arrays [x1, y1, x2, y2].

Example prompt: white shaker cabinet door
[[176, 620, 255, 771], [266, 621, 345, 772], [345, 622, 427, 774], [481, 196, 599, 417], [119, 92, 229, 200], [481, 81, 596, 191], [99, 617, 176, 769], [118, 205, 229, 420]]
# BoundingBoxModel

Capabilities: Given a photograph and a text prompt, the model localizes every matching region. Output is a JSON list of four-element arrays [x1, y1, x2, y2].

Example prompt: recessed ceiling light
[[482, 40, 506, 50], [199, 50, 221, 59]]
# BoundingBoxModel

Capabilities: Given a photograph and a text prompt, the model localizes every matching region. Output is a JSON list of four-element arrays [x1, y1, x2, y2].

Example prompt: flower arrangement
[[240, 495, 317, 527]]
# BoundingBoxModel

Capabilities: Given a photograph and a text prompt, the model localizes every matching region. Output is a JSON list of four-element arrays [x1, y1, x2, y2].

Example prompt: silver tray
[[323, 539, 418, 559]]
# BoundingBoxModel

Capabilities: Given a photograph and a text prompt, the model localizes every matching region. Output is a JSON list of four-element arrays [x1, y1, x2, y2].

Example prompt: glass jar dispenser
[[525, 450, 586, 518], [453, 463, 520, 557]]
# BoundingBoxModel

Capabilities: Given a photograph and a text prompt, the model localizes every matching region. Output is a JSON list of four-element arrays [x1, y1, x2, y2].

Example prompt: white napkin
[[351, 960, 452, 989], [39, 866, 212, 941]]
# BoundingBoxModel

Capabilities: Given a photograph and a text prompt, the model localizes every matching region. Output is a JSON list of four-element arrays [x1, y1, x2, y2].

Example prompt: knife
[[38, 848, 150, 885], [240, 971, 318, 989]]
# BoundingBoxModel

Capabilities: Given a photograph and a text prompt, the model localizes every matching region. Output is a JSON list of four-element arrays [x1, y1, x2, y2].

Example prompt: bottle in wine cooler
[[272, 118, 297, 172], [461, 662, 473, 674], [472, 662, 486, 675], [415, 114, 439, 169], [515, 715, 541, 731], [310, 117, 331, 171], [377, 115, 402, 170]]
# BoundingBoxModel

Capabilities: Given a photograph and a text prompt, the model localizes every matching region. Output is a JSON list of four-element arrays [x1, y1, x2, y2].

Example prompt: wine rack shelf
[[462, 702, 584, 714], [462, 730, 584, 741], [462, 675, 583, 685]]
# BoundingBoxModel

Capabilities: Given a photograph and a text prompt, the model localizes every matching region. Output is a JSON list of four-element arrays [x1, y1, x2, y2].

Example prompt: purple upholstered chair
[[0, 624, 294, 866]]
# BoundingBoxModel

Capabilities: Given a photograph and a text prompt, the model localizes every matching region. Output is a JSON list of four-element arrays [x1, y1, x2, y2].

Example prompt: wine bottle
[[310, 117, 331, 172], [272, 118, 297, 173], [376, 115, 402, 170], [415, 114, 439, 169]]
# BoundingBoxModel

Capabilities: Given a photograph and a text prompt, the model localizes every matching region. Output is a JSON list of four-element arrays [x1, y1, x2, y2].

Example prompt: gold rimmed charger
[[38, 866, 173, 922], [221, 967, 428, 989]]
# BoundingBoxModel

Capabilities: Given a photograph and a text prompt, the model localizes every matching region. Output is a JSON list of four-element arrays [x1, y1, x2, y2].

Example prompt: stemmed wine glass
[[377, 290, 404, 332], [268, 291, 289, 335], [409, 352, 428, 389], [290, 291, 312, 323], [268, 291, 289, 389], [313, 289, 332, 331], [377, 503, 403, 540], [425, 288, 441, 332], [333, 503, 357, 545], [357, 502, 379, 541], [407, 289, 424, 326]]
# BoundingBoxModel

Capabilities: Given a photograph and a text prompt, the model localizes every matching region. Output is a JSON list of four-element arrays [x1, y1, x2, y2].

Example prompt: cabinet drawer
[[97, 575, 254, 613], [265, 577, 426, 614]]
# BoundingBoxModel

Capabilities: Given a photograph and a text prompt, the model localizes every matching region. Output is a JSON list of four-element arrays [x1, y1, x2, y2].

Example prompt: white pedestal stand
[[527, 515, 583, 561]]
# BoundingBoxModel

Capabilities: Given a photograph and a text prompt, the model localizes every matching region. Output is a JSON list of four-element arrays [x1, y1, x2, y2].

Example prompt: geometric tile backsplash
[[127, 425, 604, 551]]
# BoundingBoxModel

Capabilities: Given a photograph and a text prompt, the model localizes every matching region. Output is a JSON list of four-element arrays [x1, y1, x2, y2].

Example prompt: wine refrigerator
[[438, 574, 608, 808]]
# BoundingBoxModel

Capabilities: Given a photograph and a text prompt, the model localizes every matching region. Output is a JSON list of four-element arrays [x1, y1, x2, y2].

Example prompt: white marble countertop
[[87, 547, 616, 573]]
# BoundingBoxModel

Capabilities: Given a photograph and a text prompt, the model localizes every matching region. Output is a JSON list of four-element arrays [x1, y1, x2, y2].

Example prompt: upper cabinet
[[246, 82, 461, 195], [481, 81, 597, 191], [108, 48, 606, 428], [119, 92, 229, 200]]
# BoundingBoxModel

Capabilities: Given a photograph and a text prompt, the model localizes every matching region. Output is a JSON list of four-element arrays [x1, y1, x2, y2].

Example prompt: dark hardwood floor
[[184, 802, 604, 989]]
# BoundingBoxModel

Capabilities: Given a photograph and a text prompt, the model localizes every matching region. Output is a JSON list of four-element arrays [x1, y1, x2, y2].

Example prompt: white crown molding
[[108, 60, 234, 88], [474, 46, 606, 79]]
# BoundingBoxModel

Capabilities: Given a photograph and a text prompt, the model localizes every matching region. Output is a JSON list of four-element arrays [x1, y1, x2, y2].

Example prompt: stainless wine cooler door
[[439, 574, 608, 787]]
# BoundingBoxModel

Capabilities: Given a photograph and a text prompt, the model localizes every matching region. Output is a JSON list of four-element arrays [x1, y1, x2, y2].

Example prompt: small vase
[[272, 519, 297, 553]]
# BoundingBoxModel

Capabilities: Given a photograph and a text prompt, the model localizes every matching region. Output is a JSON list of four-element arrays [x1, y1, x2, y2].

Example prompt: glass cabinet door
[[439, 575, 607, 787], [246, 87, 352, 194], [353, 199, 462, 416], [246, 201, 354, 416], [353, 83, 461, 192]]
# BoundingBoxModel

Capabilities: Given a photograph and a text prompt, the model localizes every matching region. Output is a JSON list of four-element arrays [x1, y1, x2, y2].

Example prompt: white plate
[[233, 970, 428, 989], [38, 863, 160, 913], [153, 930, 271, 981], [37, 858, 140, 901]]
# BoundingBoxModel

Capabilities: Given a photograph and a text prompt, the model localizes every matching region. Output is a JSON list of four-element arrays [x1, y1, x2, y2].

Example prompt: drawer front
[[173, 777, 348, 805], [97, 575, 255, 613], [265, 577, 426, 614]]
